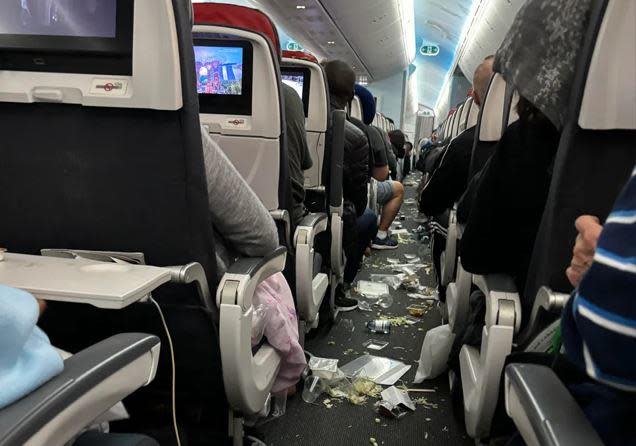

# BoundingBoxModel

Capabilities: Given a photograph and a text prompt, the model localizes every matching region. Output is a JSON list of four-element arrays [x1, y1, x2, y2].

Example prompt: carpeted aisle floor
[[261, 173, 472, 446]]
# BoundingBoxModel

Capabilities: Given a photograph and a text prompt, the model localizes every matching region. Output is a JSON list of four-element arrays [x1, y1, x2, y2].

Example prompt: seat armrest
[[473, 274, 521, 333], [217, 247, 287, 415], [518, 287, 570, 346], [505, 364, 603, 446], [270, 210, 292, 250], [294, 213, 328, 248], [226, 246, 287, 278], [0, 334, 161, 446], [220, 246, 288, 310]]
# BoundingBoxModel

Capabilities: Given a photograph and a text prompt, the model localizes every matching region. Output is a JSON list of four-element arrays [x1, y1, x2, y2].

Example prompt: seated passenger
[[282, 84, 314, 229], [389, 130, 406, 181], [459, 27, 571, 293], [379, 127, 399, 180], [351, 84, 389, 183], [402, 141, 413, 178], [561, 182, 636, 445], [323, 60, 372, 310], [0, 286, 63, 409], [351, 84, 404, 251], [201, 128, 305, 389], [418, 56, 493, 218]]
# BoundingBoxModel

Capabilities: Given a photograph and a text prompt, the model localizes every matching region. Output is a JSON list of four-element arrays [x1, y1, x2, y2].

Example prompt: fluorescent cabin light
[[398, 0, 416, 64]]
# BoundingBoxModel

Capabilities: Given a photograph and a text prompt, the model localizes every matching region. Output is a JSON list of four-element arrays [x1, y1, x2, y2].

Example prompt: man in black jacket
[[418, 55, 494, 301], [418, 56, 494, 218], [324, 60, 373, 310]]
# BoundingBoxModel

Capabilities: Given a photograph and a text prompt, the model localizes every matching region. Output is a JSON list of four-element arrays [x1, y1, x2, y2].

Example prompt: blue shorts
[[376, 180, 394, 205]]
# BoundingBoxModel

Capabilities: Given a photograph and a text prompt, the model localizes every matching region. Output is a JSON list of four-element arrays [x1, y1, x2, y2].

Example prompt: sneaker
[[335, 287, 358, 312], [371, 236, 399, 250]]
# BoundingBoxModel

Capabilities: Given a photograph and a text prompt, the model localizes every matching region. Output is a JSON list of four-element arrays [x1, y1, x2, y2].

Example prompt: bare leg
[[378, 181, 404, 232]]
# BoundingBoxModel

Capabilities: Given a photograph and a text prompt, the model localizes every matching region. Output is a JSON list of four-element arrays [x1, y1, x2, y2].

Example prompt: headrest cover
[[0, 285, 64, 409], [479, 73, 507, 141], [194, 3, 281, 58], [355, 84, 376, 125], [283, 50, 319, 64]]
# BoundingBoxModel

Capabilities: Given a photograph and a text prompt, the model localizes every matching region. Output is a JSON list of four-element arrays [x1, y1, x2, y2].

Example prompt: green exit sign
[[420, 44, 440, 57], [286, 41, 304, 51]]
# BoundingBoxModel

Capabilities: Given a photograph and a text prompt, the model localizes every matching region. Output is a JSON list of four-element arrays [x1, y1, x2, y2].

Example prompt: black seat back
[[523, 0, 636, 319], [0, 0, 228, 439]]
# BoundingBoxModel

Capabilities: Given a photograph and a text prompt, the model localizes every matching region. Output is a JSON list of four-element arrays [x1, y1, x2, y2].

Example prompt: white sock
[[377, 230, 388, 240]]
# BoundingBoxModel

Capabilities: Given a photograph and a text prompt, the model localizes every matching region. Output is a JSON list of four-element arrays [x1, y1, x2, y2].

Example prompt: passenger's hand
[[566, 215, 603, 287]]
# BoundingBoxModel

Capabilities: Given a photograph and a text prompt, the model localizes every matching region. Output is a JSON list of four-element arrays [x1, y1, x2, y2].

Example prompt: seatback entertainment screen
[[282, 73, 304, 99], [0, 0, 117, 38], [281, 67, 311, 117], [194, 39, 253, 116], [0, 0, 134, 75], [195, 45, 244, 96]]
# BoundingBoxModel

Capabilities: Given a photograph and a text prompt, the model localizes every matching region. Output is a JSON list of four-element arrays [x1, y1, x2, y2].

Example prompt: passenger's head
[[388, 129, 406, 149], [431, 130, 438, 142], [355, 84, 376, 125], [324, 60, 356, 108], [472, 55, 495, 107], [404, 141, 413, 154]]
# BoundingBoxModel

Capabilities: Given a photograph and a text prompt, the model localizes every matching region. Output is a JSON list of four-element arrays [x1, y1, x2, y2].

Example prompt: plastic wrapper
[[414, 324, 455, 382], [377, 295, 394, 309], [362, 339, 389, 351], [357, 280, 390, 298], [358, 299, 373, 311], [381, 386, 415, 411], [340, 355, 411, 386], [251, 303, 274, 346], [369, 273, 404, 290], [308, 356, 340, 380]]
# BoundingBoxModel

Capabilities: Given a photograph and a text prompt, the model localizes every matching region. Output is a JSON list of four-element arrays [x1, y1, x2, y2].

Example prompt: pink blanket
[[252, 273, 306, 393]]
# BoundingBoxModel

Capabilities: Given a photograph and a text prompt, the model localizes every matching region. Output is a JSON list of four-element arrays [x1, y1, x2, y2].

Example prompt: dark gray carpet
[[261, 174, 472, 446]]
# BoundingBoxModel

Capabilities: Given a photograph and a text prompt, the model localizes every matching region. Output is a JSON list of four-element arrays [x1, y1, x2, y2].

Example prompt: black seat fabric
[[523, 128, 636, 311], [522, 0, 636, 323], [0, 0, 228, 442]]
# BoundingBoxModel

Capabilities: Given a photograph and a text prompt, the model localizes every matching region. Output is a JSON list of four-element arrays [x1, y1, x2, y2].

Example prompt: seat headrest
[[478, 73, 508, 141], [283, 50, 319, 64], [579, 0, 636, 130], [194, 3, 281, 58]]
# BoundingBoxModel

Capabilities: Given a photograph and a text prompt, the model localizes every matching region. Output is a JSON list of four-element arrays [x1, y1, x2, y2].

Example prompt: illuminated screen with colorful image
[[281, 67, 311, 117], [282, 73, 304, 99], [195, 46, 244, 96]]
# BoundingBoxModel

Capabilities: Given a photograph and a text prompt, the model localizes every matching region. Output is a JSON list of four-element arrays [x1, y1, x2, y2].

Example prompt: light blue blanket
[[0, 285, 63, 410]]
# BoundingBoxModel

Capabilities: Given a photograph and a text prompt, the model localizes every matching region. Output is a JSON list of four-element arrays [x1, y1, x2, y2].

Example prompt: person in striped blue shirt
[[561, 165, 636, 445]]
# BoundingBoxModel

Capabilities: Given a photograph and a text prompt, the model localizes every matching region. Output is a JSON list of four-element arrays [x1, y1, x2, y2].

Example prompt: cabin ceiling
[[193, 0, 523, 113], [247, 0, 413, 81], [413, 0, 474, 109]]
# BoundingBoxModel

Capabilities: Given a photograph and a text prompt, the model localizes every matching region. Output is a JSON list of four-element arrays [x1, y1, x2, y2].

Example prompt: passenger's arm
[[201, 130, 279, 257]]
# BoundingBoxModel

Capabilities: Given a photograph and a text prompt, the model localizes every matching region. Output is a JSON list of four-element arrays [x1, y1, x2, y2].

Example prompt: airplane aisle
[[261, 173, 472, 446]]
